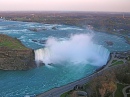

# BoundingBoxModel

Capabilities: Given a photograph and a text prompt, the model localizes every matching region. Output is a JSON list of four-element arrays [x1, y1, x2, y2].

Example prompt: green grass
[[60, 92, 70, 97], [0, 34, 28, 50], [0, 40, 25, 49], [110, 61, 124, 67], [83, 82, 90, 91], [60, 83, 90, 97], [114, 83, 128, 97], [60, 91, 71, 97], [127, 94, 130, 97], [111, 60, 117, 63]]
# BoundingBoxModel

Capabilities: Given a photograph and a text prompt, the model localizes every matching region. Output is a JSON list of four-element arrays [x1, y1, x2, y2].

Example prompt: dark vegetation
[[114, 83, 128, 97], [0, 12, 130, 33], [1, 11, 130, 44], [91, 62, 130, 97], [110, 60, 124, 67], [0, 11, 130, 96], [61, 62, 130, 97]]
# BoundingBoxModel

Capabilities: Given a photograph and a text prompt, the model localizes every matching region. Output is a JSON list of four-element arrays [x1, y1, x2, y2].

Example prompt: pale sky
[[0, 0, 130, 12]]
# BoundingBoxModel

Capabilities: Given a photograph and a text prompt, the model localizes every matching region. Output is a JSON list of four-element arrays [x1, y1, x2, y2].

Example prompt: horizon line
[[0, 10, 130, 13]]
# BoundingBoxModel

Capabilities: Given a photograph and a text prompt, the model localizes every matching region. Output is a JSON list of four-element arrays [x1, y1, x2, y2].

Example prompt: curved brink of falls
[[34, 34, 110, 66]]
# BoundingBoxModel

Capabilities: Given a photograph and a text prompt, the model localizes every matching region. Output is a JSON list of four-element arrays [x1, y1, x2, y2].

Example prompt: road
[[123, 85, 130, 97], [37, 53, 115, 97], [37, 75, 93, 97]]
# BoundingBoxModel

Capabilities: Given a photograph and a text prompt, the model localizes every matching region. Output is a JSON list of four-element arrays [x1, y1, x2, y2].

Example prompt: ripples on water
[[0, 19, 130, 96]]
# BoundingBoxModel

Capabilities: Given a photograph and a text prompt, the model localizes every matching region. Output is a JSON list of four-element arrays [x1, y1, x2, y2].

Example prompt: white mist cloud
[[35, 34, 110, 66]]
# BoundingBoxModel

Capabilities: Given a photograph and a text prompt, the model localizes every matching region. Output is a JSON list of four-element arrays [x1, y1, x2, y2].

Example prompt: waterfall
[[35, 48, 51, 65], [34, 34, 110, 66]]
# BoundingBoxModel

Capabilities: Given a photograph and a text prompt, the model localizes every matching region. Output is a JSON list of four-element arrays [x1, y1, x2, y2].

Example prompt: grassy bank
[[0, 34, 28, 50], [114, 83, 128, 97], [110, 60, 124, 67]]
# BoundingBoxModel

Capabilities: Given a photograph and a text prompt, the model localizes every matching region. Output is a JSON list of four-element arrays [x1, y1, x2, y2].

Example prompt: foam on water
[[0, 19, 130, 97], [59, 27, 83, 31]]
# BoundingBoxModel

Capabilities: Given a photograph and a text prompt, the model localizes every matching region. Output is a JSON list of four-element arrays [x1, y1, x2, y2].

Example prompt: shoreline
[[36, 52, 114, 97], [1, 19, 130, 96], [36, 50, 130, 97], [3, 18, 130, 46]]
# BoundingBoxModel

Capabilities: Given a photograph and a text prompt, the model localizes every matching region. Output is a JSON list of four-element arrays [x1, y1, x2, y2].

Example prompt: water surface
[[0, 19, 130, 96]]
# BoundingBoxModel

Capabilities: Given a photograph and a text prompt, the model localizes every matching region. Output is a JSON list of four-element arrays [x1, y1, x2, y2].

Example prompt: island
[[0, 34, 36, 70]]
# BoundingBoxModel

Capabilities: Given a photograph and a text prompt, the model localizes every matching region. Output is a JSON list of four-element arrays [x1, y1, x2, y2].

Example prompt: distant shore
[[2, 14, 130, 46], [0, 13, 130, 96]]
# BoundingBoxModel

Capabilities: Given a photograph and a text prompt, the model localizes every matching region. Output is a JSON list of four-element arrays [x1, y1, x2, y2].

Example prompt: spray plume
[[35, 34, 110, 66]]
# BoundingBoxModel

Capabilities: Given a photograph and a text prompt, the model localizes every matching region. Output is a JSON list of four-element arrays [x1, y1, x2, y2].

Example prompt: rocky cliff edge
[[0, 34, 36, 70]]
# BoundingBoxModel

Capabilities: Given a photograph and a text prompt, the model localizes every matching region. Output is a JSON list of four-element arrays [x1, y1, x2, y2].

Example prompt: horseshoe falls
[[35, 34, 110, 66], [0, 19, 130, 97]]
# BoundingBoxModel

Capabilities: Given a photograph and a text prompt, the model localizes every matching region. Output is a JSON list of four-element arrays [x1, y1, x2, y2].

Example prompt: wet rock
[[32, 39, 38, 42], [28, 28, 39, 32], [52, 26, 57, 30], [105, 41, 113, 46], [39, 40, 46, 44], [29, 27, 47, 32]]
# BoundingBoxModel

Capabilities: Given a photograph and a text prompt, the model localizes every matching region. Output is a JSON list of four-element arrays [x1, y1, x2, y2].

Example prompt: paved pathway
[[122, 85, 130, 97], [37, 61, 113, 97], [104, 52, 126, 69], [36, 52, 125, 97], [104, 52, 115, 69], [37, 74, 94, 97]]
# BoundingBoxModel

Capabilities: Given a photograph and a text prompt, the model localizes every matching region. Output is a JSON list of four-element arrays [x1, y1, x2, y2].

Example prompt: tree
[[89, 70, 116, 97]]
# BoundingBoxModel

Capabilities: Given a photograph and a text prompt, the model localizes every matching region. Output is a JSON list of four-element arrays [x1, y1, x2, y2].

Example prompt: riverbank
[[36, 50, 130, 97], [0, 34, 36, 70], [59, 51, 130, 97], [36, 53, 113, 97], [2, 15, 130, 46], [0, 12, 129, 96], [1, 12, 130, 36]]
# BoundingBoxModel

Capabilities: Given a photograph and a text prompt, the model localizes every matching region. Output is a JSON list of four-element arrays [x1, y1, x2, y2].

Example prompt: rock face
[[0, 34, 36, 70]]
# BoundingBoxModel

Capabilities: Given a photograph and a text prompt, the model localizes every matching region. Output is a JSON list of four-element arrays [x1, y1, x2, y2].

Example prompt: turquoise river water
[[0, 19, 130, 97]]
